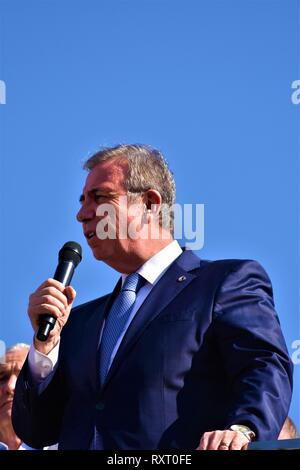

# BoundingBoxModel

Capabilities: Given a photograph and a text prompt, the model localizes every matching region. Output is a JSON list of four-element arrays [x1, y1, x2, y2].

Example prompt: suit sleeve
[[12, 356, 68, 448], [213, 260, 293, 440]]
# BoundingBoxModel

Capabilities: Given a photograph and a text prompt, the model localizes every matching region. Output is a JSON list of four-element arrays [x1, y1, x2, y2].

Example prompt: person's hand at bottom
[[197, 430, 250, 450]]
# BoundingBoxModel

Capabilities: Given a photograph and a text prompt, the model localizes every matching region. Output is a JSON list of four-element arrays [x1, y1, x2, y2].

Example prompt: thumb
[[64, 286, 76, 305]]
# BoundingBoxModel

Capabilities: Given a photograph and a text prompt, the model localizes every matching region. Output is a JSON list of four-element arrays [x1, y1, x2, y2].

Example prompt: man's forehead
[[83, 160, 127, 190], [1, 350, 28, 367]]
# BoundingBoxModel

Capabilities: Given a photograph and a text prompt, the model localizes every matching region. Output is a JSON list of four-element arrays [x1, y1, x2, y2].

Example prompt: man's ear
[[143, 189, 162, 213]]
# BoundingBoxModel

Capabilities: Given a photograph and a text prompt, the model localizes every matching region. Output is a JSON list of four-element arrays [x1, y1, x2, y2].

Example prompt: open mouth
[[85, 231, 96, 240]]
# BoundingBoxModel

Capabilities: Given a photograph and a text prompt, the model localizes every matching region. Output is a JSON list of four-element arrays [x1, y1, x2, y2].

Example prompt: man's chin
[[0, 406, 12, 421], [91, 247, 106, 261], [89, 241, 112, 261]]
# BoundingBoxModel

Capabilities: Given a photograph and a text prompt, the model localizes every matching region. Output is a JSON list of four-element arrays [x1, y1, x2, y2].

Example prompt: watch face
[[231, 425, 250, 433], [230, 424, 255, 439]]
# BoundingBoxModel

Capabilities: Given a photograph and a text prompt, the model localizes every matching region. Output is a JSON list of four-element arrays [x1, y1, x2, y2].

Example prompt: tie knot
[[122, 273, 144, 293]]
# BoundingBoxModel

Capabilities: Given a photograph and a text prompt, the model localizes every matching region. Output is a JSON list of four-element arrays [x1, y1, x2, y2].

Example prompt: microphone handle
[[36, 261, 75, 342], [53, 261, 75, 286]]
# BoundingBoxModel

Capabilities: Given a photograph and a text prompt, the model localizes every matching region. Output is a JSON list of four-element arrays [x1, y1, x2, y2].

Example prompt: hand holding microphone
[[28, 242, 82, 355]]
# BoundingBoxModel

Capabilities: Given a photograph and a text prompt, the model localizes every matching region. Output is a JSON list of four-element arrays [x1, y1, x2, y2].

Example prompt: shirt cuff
[[28, 339, 60, 381]]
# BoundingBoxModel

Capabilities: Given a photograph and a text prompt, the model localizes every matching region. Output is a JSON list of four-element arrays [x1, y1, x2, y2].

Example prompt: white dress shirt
[[28, 240, 182, 381], [0, 441, 57, 450]]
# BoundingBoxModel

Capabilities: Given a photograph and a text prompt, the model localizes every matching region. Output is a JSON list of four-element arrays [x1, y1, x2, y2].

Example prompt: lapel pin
[[177, 275, 186, 282]]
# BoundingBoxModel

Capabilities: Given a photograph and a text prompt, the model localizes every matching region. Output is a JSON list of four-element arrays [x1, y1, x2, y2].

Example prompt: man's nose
[[76, 203, 95, 223], [5, 375, 17, 394]]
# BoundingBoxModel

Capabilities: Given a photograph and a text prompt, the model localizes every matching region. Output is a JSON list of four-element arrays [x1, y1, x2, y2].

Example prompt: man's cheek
[[0, 388, 8, 404], [96, 213, 117, 240], [0, 404, 7, 418], [127, 205, 145, 240]]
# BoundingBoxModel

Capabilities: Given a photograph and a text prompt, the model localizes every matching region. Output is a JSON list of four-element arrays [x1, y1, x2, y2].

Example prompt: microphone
[[36, 241, 82, 342]]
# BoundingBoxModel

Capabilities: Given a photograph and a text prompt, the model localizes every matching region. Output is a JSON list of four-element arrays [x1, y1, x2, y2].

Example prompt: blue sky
[[0, 0, 299, 430]]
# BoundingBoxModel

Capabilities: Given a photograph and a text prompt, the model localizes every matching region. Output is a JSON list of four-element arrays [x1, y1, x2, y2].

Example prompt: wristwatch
[[229, 424, 256, 441]]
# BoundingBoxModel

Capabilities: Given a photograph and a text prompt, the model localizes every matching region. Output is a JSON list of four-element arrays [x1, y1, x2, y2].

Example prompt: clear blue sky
[[0, 0, 299, 431]]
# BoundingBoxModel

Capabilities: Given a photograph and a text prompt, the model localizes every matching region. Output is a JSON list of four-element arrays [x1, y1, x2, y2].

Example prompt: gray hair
[[0, 343, 29, 367], [6, 343, 30, 354], [83, 144, 176, 230]]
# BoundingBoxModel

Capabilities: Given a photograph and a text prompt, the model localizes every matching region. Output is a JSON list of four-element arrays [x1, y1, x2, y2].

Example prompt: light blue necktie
[[99, 272, 144, 385]]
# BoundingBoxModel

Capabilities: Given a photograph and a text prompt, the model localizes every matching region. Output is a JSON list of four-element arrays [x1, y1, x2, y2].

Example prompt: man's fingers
[[209, 431, 232, 450], [241, 442, 250, 450], [33, 303, 62, 319], [32, 286, 69, 308], [197, 431, 222, 450], [197, 430, 250, 451], [41, 286, 69, 308], [217, 430, 234, 450], [209, 434, 226, 450], [229, 434, 250, 450], [36, 278, 67, 293], [30, 294, 68, 314], [28, 279, 77, 341], [29, 284, 75, 317], [64, 286, 76, 305], [197, 432, 209, 450]]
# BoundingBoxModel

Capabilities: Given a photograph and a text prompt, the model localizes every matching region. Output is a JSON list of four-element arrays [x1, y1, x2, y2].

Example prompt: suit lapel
[[102, 250, 201, 390]]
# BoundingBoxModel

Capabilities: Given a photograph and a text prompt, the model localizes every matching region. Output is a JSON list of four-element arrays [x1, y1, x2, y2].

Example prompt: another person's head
[[278, 416, 298, 439], [0, 344, 29, 449], [77, 144, 176, 273]]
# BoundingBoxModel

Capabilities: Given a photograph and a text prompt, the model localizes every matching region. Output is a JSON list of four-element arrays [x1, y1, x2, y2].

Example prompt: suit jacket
[[12, 251, 293, 449]]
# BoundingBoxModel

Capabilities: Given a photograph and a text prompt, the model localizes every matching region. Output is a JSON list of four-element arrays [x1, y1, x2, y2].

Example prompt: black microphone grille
[[58, 241, 82, 267]]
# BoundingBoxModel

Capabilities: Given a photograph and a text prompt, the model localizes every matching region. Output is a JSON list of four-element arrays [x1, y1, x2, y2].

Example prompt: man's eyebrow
[[0, 364, 22, 374], [90, 188, 112, 194], [79, 188, 115, 202]]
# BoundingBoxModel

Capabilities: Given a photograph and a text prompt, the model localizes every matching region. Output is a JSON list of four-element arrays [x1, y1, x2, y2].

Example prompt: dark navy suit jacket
[[12, 251, 293, 449]]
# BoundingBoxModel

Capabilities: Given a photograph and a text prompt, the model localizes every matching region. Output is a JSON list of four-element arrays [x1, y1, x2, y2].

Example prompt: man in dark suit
[[12, 144, 293, 450]]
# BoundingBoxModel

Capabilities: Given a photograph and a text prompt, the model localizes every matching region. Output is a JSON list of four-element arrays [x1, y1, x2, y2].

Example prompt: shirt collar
[[121, 240, 182, 286]]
